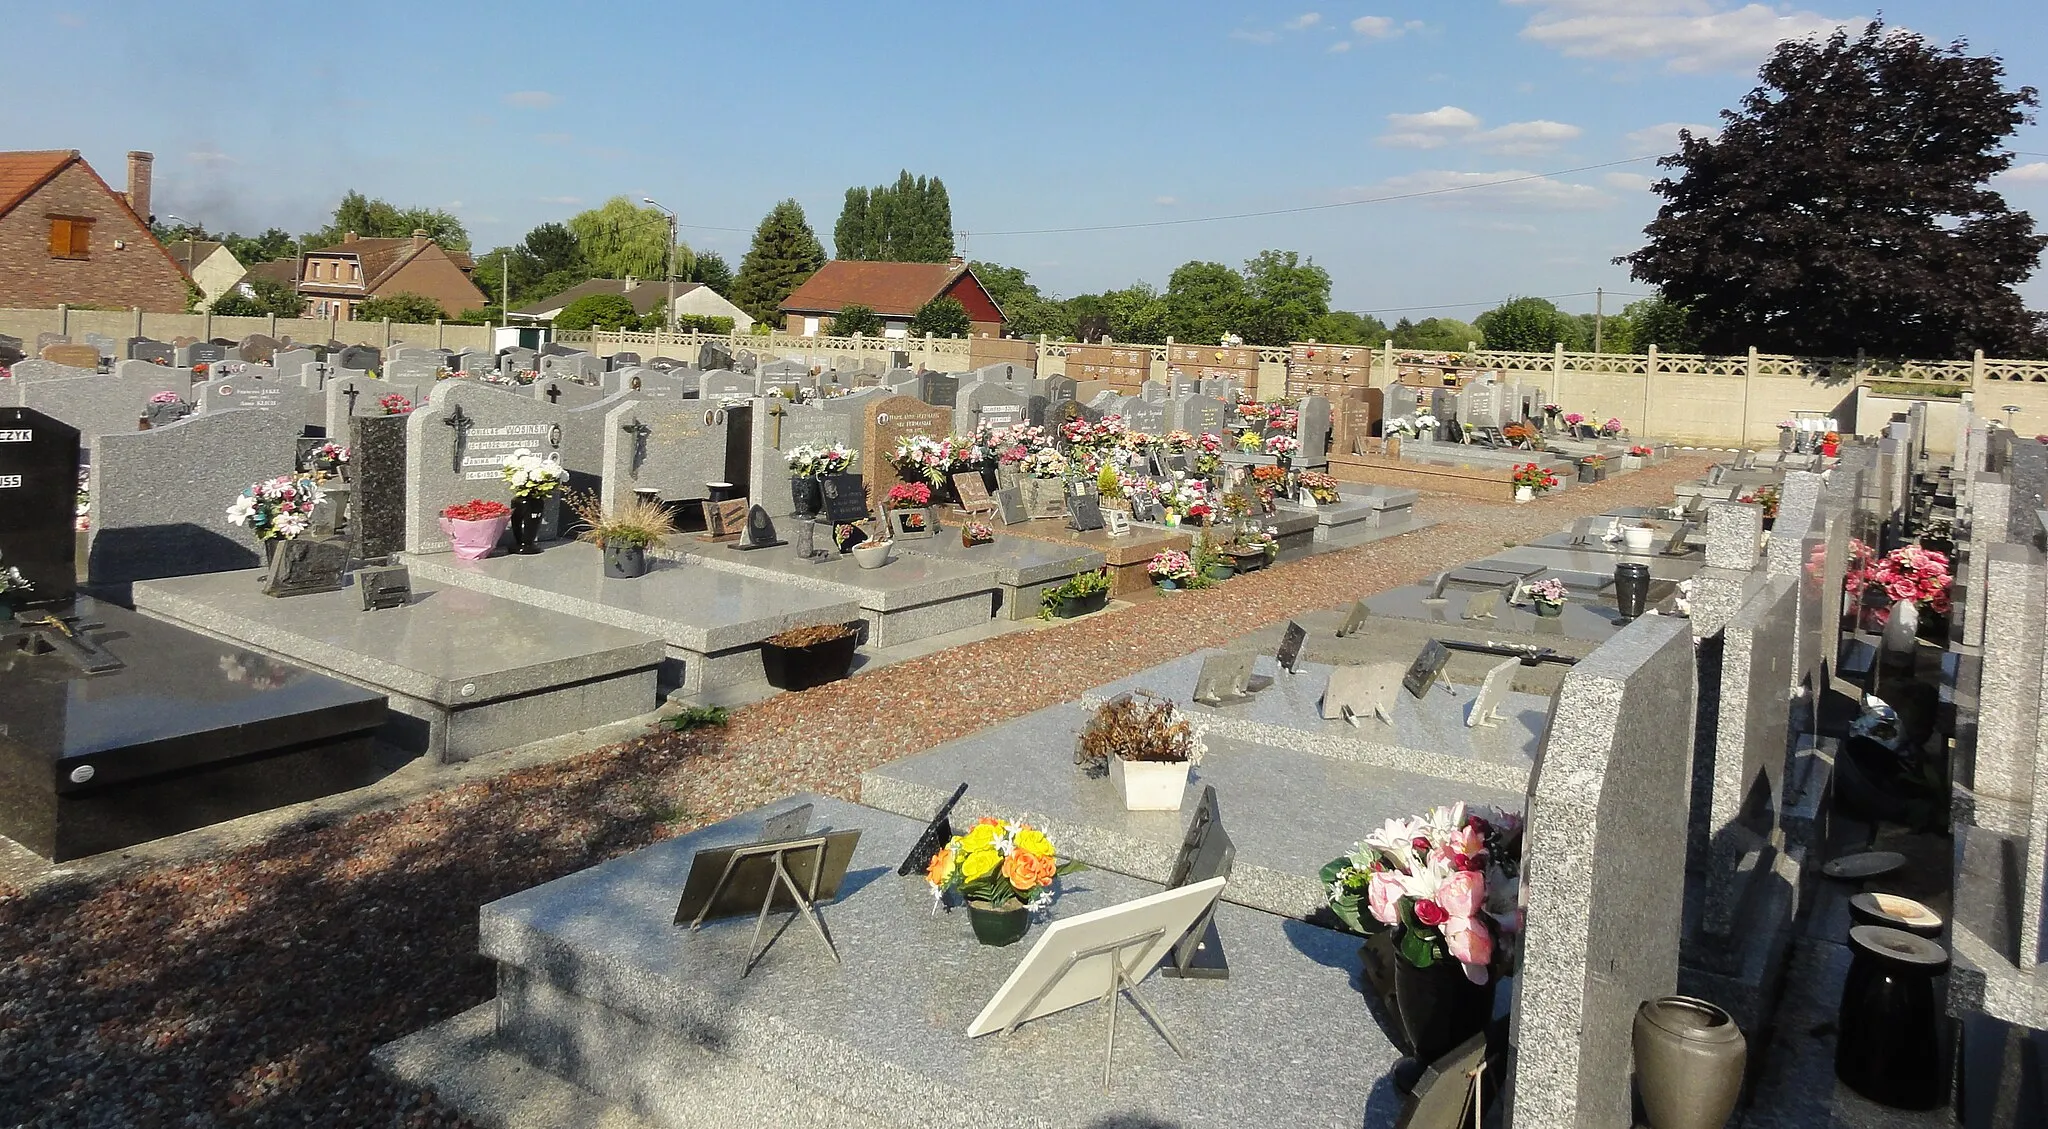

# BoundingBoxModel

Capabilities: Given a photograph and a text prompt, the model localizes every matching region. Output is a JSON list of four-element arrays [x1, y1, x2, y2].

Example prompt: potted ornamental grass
[[565, 490, 677, 578], [760, 621, 859, 690], [1526, 577, 1569, 617], [1040, 567, 1113, 619], [1147, 548, 1196, 591], [925, 817, 1083, 947], [439, 498, 512, 560], [1075, 691, 1199, 811], [1322, 804, 1524, 1067], [1510, 463, 1557, 503]]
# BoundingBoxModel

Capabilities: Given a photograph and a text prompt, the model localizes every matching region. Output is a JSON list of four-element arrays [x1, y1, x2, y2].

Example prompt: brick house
[[0, 150, 193, 311], [294, 231, 487, 320], [778, 259, 1004, 338]]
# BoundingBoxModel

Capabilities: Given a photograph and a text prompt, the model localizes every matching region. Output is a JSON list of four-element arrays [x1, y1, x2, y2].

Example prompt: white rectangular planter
[[1110, 757, 1191, 811]]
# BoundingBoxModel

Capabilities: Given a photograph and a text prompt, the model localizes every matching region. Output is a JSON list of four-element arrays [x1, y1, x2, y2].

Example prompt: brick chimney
[[623, 276, 638, 292], [411, 227, 428, 250], [343, 230, 359, 243], [125, 151, 153, 223]]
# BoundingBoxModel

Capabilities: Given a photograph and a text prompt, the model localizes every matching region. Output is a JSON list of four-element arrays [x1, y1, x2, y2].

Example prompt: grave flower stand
[[1110, 756, 1190, 811], [440, 513, 511, 560], [760, 624, 859, 691], [1048, 590, 1109, 618]]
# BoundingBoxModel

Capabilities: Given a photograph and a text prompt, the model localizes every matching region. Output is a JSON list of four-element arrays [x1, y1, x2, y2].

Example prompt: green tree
[[1478, 296, 1584, 351], [1621, 20, 2045, 357], [832, 171, 954, 262], [830, 303, 884, 336], [971, 261, 1067, 338], [1163, 261, 1248, 344], [554, 293, 640, 331], [224, 228, 298, 264], [470, 246, 540, 309], [354, 291, 448, 323], [522, 222, 583, 275], [567, 197, 688, 282], [1391, 317, 1481, 351], [1238, 250, 1332, 345], [731, 199, 827, 325], [908, 296, 971, 338], [687, 250, 734, 294], [1624, 297, 1702, 353], [1307, 310, 1388, 345], [242, 274, 305, 317], [304, 191, 470, 251]]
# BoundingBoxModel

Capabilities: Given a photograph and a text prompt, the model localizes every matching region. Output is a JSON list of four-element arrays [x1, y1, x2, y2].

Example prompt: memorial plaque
[[1103, 509, 1131, 537], [1130, 496, 1165, 524], [1465, 657, 1518, 729], [1160, 785, 1235, 980], [1321, 663, 1402, 725], [260, 537, 351, 598], [1065, 492, 1105, 532], [951, 472, 995, 515], [1335, 599, 1371, 638], [995, 487, 1028, 526], [358, 565, 412, 610], [1193, 652, 1255, 706], [1402, 640, 1452, 699], [702, 497, 748, 540], [1274, 620, 1307, 674], [820, 474, 871, 523], [888, 506, 936, 540], [734, 504, 785, 550], [0, 407, 81, 605], [1460, 589, 1500, 620]]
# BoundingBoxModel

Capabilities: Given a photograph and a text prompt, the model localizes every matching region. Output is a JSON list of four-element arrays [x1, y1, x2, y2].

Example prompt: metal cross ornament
[[442, 403, 472, 474]]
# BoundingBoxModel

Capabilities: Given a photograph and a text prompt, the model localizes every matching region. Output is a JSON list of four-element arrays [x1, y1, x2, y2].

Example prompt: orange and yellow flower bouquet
[[925, 817, 1084, 910]]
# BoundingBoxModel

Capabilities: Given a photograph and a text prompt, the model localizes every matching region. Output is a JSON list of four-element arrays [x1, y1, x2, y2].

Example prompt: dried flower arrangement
[[1073, 691, 1197, 777]]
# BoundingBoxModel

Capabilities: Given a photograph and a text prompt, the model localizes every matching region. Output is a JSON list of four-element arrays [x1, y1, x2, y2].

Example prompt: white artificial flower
[[226, 496, 258, 526]]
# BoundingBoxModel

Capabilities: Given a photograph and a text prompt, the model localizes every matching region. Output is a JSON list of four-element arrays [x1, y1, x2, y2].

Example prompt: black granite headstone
[[0, 407, 80, 607], [820, 474, 870, 523], [1065, 493, 1105, 532], [734, 504, 785, 550], [350, 414, 408, 560], [358, 565, 411, 610]]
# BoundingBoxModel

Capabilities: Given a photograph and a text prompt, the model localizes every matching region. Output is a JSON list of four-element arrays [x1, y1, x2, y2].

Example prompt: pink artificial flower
[[1413, 898, 1449, 927], [1443, 825, 1486, 861], [1435, 869, 1486, 919], [1443, 915, 1495, 983], [1367, 871, 1405, 926]]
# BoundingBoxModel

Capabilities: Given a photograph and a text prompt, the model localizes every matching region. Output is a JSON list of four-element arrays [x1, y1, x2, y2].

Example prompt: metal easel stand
[[688, 836, 843, 978], [1002, 928, 1188, 1090]]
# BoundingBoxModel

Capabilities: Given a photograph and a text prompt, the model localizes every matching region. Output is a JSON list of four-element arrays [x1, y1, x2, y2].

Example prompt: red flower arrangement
[[442, 499, 511, 522], [1849, 545, 1952, 617], [378, 392, 414, 415], [886, 482, 932, 510], [1510, 463, 1559, 492]]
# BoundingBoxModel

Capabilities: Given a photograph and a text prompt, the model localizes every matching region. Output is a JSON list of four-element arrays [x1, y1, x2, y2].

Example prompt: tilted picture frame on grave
[[951, 472, 996, 515], [897, 783, 969, 877], [1465, 658, 1519, 729], [888, 507, 937, 540], [1159, 786, 1234, 980], [260, 538, 351, 598], [1103, 509, 1132, 537], [671, 828, 862, 978], [701, 497, 749, 541], [358, 566, 412, 610], [1274, 621, 1308, 674], [995, 487, 1028, 526], [1066, 492, 1105, 533], [1336, 599, 1371, 638], [1321, 662, 1403, 726], [1402, 639, 1452, 699], [1192, 651, 1271, 705]]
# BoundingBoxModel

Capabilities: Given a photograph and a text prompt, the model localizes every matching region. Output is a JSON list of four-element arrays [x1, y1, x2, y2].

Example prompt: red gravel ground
[[0, 459, 1709, 1127]]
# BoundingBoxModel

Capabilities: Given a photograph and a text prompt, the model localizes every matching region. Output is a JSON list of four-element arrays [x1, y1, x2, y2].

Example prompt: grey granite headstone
[[405, 382, 572, 555], [956, 380, 1030, 437], [1696, 576, 1796, 937], [325, 376, 424, 436], [11, 364, 187, 450], [598, 398, 731, 514], [89, 408, 299, 584], [335, 345, 381, 372], [385, 354, 443, 383], [1703, 502, 1764, 571], [7, 359, 96, 383], [126, 337, 174, 365], [197, 372, 307, 418], [1293, 395, 1331, 468], [1175, 394, 1229, 438], [1512, 615, 1696, 1129]]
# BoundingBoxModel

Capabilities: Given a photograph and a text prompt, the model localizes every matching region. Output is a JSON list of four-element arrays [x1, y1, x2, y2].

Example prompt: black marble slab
[[0, 598, 387, 860]]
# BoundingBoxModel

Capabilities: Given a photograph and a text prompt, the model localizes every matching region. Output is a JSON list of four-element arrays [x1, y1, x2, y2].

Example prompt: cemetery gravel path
[[0, 456, 1713, 1127]]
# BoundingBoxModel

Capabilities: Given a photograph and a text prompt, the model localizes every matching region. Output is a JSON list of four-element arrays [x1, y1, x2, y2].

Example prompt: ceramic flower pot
[[851, 541, 893, 569], [1110, 756, 1190, 811], [1156, 577, 1179, 592], [1535, 600, 1564, 618], [1203, 564, 1236, 581], [1623, 526, 1657, 552], [440, 515, 510, 561], [1633, 996, 1746, 1129], [1394, 955, 1496, 1070], [1514, 485, 1534, 504], [509, 494, 546, 555], [602, 542, 649, 579], [965, 899, 1031, 947]]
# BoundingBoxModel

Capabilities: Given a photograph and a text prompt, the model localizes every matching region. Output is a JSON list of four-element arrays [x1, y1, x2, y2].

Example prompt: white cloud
[[503, 90, 560, 109], [1155, 196, 1179, 206], [1285, 12, 1323, 30], [2000, 162, 2048, 185], [1380, 132, 1455, 150], [1603, 172, 1657, 190], [1328, 40, 1353, 53], [1471, 119, 1583, 154], [1505, 0, 1863, 74], [1230, 28, 1279, 44], [185, 150, 235, 165], [1363, 168, 1613, 211], [1625, 121, 1720, 151], [1388, 105, 1482, 131], [1351, 15, 1399, 37], [538, 195, 584, 205]]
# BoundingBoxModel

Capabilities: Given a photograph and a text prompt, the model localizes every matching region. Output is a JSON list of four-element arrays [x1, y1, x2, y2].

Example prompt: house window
[[48, 217, 92, 259], [351, 262, 361, 282]]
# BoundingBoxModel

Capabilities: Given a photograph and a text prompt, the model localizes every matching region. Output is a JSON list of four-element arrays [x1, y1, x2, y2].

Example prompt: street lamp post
[[643, 197, 677, 331]]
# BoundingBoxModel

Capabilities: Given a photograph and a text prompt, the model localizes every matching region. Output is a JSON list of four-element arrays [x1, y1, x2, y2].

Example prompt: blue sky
[[12, 0, 2047, 318]]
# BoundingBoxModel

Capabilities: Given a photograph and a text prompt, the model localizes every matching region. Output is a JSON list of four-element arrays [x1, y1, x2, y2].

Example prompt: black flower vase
[[510, 494, 546, 555], [1393, 954, 1496, 1070], [791, 476, 822, 518]]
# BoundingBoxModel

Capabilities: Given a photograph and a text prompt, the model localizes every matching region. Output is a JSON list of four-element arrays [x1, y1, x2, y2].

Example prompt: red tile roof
[[779, 260, 968, 317], [0, 150, 80, 221]]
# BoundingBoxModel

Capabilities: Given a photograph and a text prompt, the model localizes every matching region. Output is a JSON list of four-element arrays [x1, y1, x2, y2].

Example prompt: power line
[[955, 156, 1661, 238], [1356, 289, 1656, 316]]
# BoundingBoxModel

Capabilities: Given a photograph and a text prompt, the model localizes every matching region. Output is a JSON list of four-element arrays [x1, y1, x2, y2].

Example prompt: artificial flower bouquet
[[226, 475, 326, 541], [1163, 430, 1197, 453], [891, 434, 968, 487], [1236, 431, 1265, 453], [1525, 577, 1569, 608], [441, 499, 511, 523], [1321, 803, 1524, 984], [787, 443, 856, 478], [1297, 469, 1341, 504], [1600, 417, 1625, 437], [1147, 548, 1196, 584], [886, 482, 932, 510], [1264, 434, 1301, 459], [501, 449, 568, 498], [377, 392, 413, 415], [1019, 447, 1068, 480], [925, 817, 1083, 910], [961, 521, 996, 547], [1739, 483, 1782, 520], [1562, 412, 1585, 428], [1628, 445, 1654, 458], [1850, 544, 1952, 618]]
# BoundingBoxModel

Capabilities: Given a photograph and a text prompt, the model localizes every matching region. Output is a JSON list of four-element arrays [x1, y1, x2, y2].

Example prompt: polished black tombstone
[[0, 407, 81, 607], [0, 596, 387, 861]]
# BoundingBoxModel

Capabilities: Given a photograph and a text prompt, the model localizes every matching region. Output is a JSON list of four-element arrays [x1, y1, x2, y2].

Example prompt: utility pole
[[501, 250, 510, 313], [1593, 287, 1605, 354], [644, 197, 677, 330]]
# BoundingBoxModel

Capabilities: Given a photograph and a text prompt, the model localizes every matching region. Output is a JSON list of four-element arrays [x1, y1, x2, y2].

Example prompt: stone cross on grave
[[620, 417, 653, 475], [545, 383, 562, 404], [442, 403, 473, 474], [766, 399, 788, 446]]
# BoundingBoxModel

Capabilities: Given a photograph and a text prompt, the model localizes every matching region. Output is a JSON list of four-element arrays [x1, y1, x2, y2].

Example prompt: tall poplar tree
[[831, 171, 954, 261]]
